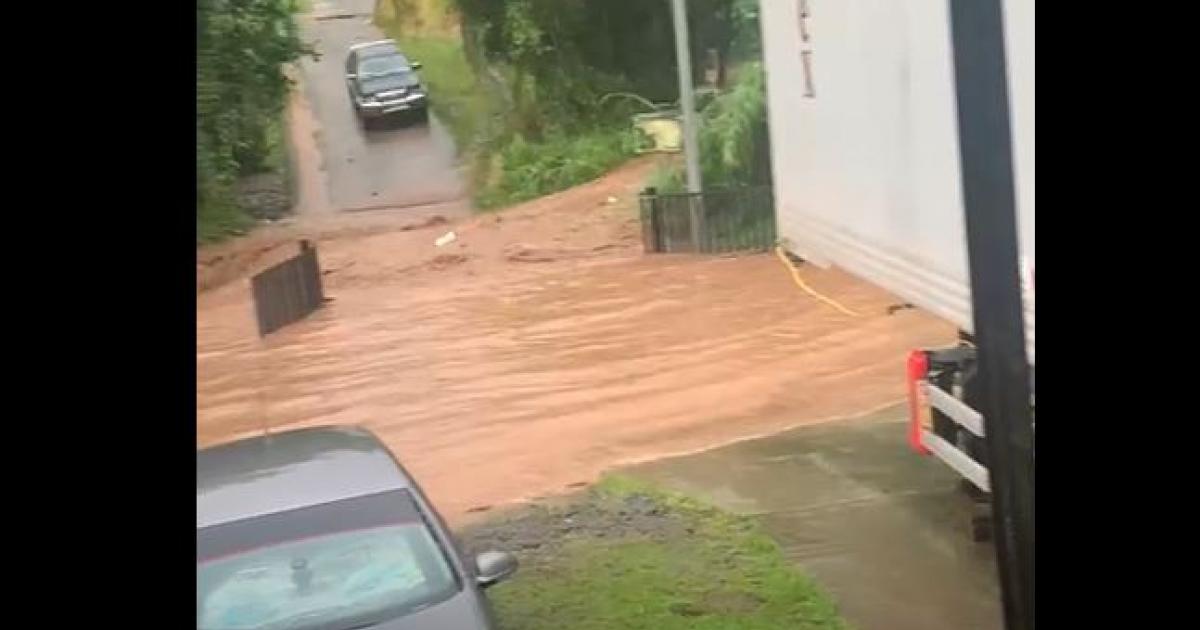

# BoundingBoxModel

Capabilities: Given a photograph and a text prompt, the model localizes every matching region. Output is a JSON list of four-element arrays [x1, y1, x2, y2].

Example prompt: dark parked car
[[197, 426, 517, 630], [345, 40, 429, 127]]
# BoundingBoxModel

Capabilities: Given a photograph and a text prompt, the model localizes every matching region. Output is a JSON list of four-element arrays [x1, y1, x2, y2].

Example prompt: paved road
[[300, 0, 466, 213]]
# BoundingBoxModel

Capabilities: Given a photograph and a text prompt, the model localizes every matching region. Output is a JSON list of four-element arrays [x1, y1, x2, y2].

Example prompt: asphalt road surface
[[301, 0, 466, 213]]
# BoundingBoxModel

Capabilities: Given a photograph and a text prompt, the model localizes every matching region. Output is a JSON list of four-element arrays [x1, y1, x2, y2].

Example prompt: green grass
[[373, 24, 498, 153], [487, 475, 848, 630], [197, 195, 254, 245], [646, 161, 686, 193]]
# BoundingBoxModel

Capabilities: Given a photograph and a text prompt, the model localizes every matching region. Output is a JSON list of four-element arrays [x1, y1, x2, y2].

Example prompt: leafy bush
[[699, 61, 771, 188], [379, 0, 767, 210], [649, 62, 772, 193], [646, 162, 686, 194], [197, 0, 310, 243], [477, 127, 641, 208]]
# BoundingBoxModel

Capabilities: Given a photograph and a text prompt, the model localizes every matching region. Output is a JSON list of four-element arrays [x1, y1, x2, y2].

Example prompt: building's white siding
[[761, 0, 1034, 361]]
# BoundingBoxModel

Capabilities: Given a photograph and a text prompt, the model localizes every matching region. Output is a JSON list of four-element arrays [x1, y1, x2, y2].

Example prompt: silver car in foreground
[[197, 426, 517, 630]]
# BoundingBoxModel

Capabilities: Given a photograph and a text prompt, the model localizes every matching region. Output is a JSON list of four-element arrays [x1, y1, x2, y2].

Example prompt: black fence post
[[947, 2, 1035, 629], [640, 188, 660, 254]]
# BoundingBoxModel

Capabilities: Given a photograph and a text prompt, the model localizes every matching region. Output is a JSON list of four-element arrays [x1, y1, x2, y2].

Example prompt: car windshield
[[197, 490, 458, 630], [358, 54, 409, 78], [356, 54, 416, 95]]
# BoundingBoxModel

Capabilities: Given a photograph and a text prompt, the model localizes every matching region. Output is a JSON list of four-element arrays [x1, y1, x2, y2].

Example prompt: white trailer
[[759, 0, 1034, 519]]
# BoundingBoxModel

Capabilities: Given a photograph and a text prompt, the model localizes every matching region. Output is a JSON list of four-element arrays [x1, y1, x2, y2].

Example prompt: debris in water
[[428, 254, 468, 270], [435, 231, 458, 247]]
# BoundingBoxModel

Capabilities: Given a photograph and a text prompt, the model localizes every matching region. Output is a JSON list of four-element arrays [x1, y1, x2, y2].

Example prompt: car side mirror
[[474, 551, 517, 588], [410, 61, 423, 70]]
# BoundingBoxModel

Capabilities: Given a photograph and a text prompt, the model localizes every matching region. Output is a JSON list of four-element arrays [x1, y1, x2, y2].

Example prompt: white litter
[[435, 231, 458, 247]]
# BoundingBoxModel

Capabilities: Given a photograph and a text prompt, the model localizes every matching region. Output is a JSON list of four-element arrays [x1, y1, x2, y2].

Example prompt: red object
[[906, 350, 931, 455]]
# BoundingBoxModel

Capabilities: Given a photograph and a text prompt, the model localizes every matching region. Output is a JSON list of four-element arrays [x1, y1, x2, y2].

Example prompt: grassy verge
[[381, 34, 498, 152], [197, 195, 255, 245], [460, 475, 847, 630]]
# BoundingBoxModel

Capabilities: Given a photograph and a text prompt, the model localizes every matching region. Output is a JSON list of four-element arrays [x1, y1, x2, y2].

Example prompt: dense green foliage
[[453, 0, 761, 102], [197, 0, 310, 243], [648, 61, 772, 193], [383, 0, 766, 209], [477, 128, 642, 207]]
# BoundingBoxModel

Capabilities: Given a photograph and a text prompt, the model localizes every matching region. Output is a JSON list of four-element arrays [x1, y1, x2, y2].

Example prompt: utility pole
[[946, 1, 1035, 629], [670, 0, 702, 194], [670, 0, 704, 250]]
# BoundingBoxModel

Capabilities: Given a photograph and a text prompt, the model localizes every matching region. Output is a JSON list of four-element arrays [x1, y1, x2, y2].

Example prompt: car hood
[[359, 72, 419, 96], [371, 590, 493, 630]]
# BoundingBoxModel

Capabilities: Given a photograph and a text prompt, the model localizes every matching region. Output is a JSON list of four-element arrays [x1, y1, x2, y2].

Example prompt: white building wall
[[760, 0, 1034, 360]]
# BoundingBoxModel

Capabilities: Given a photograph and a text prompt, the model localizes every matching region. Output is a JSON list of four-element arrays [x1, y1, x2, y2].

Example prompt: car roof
[[197, 426, 413, 530], [351, 39, 404, 58]]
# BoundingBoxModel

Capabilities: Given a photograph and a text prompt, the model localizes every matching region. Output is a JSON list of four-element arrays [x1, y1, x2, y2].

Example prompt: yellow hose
[[774, 246, 861, 317]]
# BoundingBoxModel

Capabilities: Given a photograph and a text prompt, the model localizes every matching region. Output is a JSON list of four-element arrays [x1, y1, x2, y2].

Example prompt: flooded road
[[198, 163, 955, 522]]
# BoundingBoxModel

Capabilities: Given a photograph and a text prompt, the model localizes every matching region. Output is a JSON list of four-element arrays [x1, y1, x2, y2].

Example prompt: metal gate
[[640, 186, 776, 254], [251, 240, 325, 337]]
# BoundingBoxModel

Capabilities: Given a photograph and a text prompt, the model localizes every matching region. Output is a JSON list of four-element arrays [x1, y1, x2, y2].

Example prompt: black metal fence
[[251, 240, 325, 337], [640, 186, 776, 254]]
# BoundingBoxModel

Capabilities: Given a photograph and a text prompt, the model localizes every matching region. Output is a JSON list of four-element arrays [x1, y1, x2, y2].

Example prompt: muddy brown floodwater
[[197, 158, 956, 526]]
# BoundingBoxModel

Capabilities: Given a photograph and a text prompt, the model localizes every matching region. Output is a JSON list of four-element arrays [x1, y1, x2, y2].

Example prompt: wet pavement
[[300, 0, 466, 212], [625, 406, 1003, 630]]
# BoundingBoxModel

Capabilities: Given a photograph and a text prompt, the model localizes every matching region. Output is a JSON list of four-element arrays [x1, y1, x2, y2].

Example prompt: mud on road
[[197, 157, 955, 525]]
